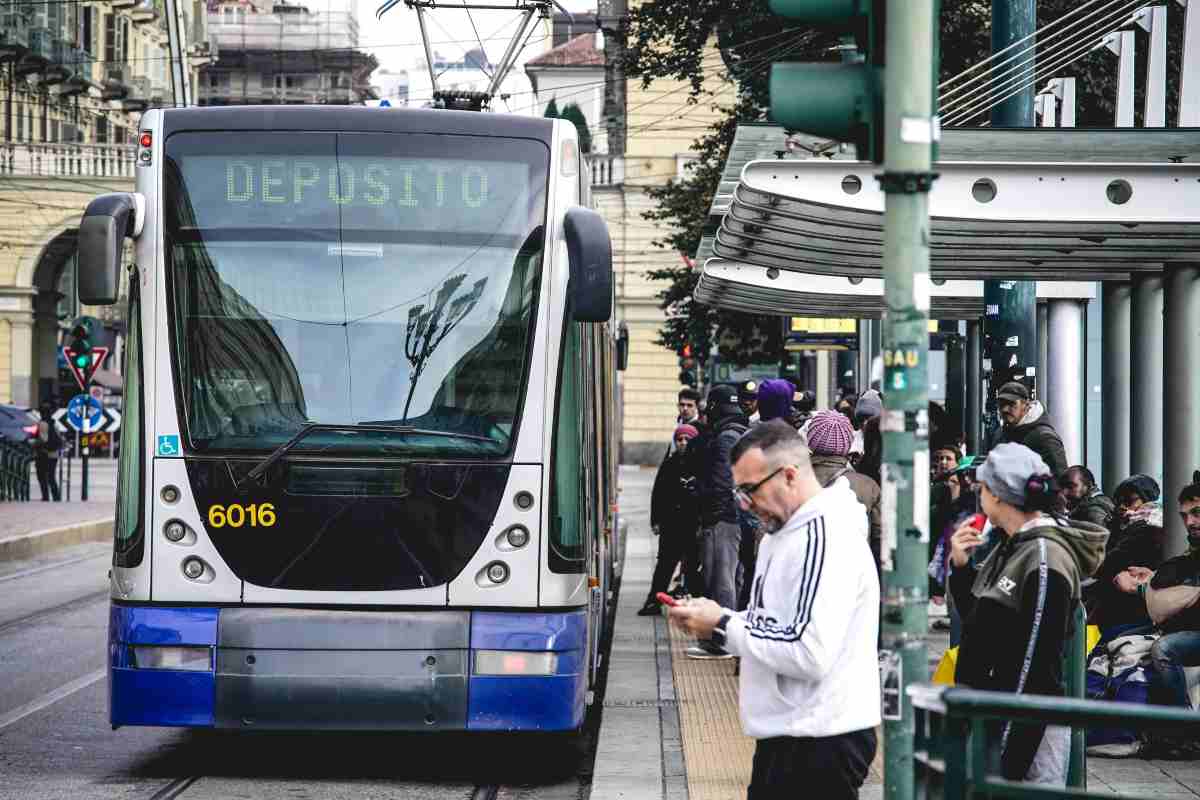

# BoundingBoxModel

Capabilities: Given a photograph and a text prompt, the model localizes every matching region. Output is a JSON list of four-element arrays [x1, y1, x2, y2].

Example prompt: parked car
[[0, 404, 38, 444]]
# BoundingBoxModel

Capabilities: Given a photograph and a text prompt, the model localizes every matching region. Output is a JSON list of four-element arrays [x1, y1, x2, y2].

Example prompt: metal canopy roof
[[713, 161, 1200, 281], [694, 259, 1097, 319], [692, 125, 1200, 314]]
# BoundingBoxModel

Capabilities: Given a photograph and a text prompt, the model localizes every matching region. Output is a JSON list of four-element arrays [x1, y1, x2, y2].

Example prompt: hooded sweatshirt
[[993, 401, 1069, 478], [950, 515, 1107, 781], [719, 477, 881, 739]]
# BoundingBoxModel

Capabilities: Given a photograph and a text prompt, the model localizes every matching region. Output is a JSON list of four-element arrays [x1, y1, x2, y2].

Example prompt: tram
[[80, 106, 622, 732]]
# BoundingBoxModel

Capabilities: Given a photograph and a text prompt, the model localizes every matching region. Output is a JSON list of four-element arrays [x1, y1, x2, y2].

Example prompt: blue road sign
[[379, 99, 391, 107], [66, 393, 104, 431]]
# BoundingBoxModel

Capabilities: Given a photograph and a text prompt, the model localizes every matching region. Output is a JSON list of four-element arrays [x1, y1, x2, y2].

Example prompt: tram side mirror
[[78, 193, 145, 306], [563, 206, 613, 323]]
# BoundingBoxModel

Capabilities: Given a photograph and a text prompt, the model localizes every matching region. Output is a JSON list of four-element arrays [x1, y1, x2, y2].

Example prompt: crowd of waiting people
[[646, 377, 1200, 794]]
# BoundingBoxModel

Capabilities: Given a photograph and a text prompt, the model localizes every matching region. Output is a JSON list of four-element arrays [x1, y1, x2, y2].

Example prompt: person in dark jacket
[[1084, 474, 1163, 632], [804, 410, 883, 566], [1112, 476, 1200, 723], [639, 424, 703, 616], [949, 444, 1107, 785], [989, 382, 1068, 478], [691, 385, 751, 659], [1058, 466, 1114, 529]]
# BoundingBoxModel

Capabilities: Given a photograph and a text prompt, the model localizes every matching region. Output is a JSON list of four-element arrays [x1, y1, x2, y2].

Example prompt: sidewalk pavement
[[592, 465, 1200, 800], [0, 459, 116, 562]]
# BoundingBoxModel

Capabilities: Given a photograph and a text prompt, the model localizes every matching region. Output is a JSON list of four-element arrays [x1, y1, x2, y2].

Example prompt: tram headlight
[[504, 525, 530, 549], [164, 520, 187, 542], [474, 650, 558, 676], [131, 645, 212, 671], [161, 485, 180, 504], [485, 561, 509, 585], [182, 557, 205, 580]]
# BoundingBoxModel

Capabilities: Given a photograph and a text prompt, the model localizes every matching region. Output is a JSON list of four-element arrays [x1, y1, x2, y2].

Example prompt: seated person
[[1059, 465, 1115, 529], [1112, 475, 1200, 712], [1086, 474, 1166, 632]]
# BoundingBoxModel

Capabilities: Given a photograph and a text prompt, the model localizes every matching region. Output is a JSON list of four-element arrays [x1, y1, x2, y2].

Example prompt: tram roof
[[156, 105, 555, 145]]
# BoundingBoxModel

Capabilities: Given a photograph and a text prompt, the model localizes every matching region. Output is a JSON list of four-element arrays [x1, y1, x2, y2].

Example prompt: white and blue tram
[[79, 106, 623, 732]]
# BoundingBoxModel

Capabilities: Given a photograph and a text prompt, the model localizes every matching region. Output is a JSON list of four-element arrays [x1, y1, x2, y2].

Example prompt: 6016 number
[[208, 503, 276, 528]]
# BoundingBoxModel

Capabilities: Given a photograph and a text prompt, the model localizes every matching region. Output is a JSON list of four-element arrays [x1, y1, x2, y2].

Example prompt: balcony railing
[[26, 27, 54, 61], [0, 141, 136, 179], [585, 153, 624, 187]]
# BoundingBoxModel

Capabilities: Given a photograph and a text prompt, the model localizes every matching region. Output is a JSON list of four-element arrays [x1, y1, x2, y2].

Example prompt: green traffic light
[[74, 353, 90, 369]]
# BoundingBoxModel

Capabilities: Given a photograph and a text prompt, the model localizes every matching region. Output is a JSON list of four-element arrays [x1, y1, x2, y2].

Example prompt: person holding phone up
[[948, 443, 1108, 786]]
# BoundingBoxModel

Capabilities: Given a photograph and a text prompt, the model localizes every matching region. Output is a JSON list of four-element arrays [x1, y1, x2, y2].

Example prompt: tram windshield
[[163, 131, 548, 457]]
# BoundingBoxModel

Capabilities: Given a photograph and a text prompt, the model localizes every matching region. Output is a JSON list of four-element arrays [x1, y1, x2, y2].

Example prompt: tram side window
[[114, 285, 144, 567], [550, 322, 585, 572]]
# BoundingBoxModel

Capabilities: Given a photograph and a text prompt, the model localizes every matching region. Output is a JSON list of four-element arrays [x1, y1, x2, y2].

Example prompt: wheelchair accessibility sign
[[157, 435, 181, 456]]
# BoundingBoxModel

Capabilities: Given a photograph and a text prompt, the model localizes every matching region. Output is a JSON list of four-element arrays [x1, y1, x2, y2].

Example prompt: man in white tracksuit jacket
[[669, 419, 881, 799]]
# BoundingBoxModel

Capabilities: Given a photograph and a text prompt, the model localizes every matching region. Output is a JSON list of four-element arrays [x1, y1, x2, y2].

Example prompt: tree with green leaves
[[543, 97, 560, 119], [559, 102, 594, 153], [623, 0, 1186, 367]]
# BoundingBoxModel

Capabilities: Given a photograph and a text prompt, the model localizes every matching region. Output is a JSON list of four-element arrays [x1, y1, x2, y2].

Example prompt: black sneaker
[[636, 601, 660, 617]]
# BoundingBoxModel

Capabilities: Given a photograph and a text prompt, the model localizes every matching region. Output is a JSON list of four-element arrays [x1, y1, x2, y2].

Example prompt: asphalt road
[[0, 542, 608, 800]]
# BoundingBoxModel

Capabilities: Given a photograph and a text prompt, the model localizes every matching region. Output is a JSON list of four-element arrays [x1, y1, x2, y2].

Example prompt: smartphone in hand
[[656, 592, 678, 607]]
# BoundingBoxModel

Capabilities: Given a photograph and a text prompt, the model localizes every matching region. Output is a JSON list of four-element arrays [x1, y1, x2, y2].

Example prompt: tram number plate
[[207, 503, 277, 528]]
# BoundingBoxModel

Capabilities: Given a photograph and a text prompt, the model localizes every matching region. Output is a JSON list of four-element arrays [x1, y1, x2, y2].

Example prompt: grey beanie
[[855, 389, 883, 421], [977, 443, 1051, 509]]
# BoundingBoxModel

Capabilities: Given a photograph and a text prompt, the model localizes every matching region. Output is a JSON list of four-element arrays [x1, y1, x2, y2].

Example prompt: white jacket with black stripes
[[721, 477, 882, 740]]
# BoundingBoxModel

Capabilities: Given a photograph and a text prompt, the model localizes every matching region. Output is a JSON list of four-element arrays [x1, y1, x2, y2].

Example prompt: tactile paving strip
[[667, 617, 883, 799]]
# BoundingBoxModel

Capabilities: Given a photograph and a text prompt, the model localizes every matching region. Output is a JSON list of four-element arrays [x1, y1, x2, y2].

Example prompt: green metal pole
[[1065, 603, 1088, 788], [880, 2, 937, 799]]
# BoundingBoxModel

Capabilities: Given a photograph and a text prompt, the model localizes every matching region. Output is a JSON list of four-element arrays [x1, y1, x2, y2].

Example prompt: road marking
[[0, 549, 110, 584], [0, 668, 105, 730]]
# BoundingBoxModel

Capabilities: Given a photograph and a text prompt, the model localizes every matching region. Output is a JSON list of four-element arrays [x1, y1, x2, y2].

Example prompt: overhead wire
[[939, 0, 1144, 122], [938, 0, 1135, 99], [941, 0, 1145, 125]]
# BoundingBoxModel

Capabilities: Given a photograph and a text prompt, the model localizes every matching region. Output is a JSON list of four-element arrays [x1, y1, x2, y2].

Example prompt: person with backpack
[[804, 410, 881, 568], [690, 384, 751, 659], [34, 403, 62, 502], [948, 443, 1108, 785]]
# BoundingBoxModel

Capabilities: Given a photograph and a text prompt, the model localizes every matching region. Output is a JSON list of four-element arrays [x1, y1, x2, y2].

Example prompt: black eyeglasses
[[733, 465, 791, 507]]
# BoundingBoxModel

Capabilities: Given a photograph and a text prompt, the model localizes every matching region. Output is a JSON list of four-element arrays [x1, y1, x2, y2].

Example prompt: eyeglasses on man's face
[[733, 465, 792, 507]]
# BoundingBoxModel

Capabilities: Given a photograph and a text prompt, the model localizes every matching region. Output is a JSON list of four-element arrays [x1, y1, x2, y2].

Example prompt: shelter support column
[[1102, 282, 1131, 493], [966, 319, 982, 454], [1046, 299, 1085, 468], [1163, 264, 1200, 557], [1130, 274, 1164, 485]]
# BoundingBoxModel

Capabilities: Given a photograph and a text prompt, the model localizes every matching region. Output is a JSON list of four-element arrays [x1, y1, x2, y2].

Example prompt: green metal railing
[[910, 684, 1200, 799], [0, 440, 33, 502]]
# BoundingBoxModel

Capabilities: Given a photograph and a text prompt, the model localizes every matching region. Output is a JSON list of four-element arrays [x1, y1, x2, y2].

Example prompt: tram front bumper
[[109, 605, 586, 732]]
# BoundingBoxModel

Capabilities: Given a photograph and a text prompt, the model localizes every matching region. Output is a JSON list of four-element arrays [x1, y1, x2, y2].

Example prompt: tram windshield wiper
[[242, 423, 496, 487]]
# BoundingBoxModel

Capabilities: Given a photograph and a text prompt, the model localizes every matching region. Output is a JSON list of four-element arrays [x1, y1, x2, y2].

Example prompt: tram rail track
[[147, 776, 200, 800]]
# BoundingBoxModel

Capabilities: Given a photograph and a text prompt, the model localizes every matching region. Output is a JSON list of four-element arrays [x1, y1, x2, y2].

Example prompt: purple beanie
[[806, 410, 854, 456], [756, 379, 795, 422]]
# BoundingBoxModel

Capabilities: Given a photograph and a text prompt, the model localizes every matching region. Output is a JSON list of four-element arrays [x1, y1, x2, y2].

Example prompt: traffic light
[[63, 316, 108, 391], [678, 345, 697, 388], [769, 0, 885, 163]]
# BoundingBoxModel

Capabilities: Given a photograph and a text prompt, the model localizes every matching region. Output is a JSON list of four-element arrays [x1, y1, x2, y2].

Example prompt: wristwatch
[[712, 613, 733, 648]]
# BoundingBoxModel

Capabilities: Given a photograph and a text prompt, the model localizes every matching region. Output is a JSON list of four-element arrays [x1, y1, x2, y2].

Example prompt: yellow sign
[[790, 317, 856, 334]]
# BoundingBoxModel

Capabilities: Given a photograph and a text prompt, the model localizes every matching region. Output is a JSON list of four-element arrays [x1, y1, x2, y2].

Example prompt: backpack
[[37, 420, 62, 453], [1085, 633, 1158, 754]]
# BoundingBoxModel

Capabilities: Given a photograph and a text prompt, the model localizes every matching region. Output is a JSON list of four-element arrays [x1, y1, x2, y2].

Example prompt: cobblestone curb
[[0, 518, 114, 563]]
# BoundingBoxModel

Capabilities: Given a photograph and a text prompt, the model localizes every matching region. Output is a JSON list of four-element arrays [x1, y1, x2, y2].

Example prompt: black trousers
[[747, 728, 877, 800], [35, 455, 60, 502], [648, 527, 686, 597]]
